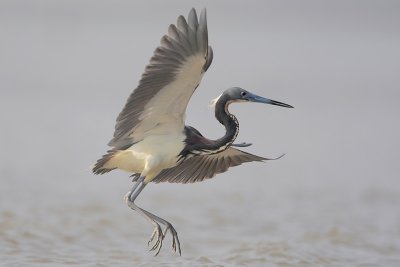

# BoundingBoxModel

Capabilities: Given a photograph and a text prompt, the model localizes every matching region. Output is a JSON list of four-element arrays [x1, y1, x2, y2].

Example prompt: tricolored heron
[[93, 8, 293, 255]]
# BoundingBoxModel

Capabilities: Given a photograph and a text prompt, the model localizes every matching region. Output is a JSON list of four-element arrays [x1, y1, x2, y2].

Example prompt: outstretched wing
[[148, 148, 268, 184], [108, 8, 213, 149]]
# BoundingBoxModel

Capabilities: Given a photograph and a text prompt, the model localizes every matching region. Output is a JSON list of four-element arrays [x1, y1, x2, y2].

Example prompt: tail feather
[[93, 150, 118, 175]]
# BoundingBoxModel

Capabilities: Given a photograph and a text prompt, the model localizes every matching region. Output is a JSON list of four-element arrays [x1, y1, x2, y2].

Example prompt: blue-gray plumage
[[93, 8, 293, 256]]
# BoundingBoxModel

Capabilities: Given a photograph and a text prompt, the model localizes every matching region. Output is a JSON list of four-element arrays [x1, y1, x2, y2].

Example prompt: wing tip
[[199, 8, 207, 28], [188, 8, 199, 29], [259, 153, 286, 162]]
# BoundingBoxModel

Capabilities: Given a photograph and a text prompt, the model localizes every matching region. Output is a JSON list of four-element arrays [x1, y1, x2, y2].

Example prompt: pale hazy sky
[[1, 0, 399, 199]]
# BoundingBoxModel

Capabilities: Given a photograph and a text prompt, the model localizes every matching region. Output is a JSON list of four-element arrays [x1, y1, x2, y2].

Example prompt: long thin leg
[[124, 177, 181, 255], [130, 176, 144, 195], [125, 181, 164, 254]]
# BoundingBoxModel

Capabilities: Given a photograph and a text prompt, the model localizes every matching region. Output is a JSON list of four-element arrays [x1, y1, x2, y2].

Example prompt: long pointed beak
[[247, 93, 294, 108]]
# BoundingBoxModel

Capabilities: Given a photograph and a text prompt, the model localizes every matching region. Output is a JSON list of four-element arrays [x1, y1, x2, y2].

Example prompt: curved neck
[[180, 95, 239, 158], [214, 95, 239, 149]]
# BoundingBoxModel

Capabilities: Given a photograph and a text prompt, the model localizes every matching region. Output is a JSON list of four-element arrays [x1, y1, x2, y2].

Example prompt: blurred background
[[1, 0, 399, 266]]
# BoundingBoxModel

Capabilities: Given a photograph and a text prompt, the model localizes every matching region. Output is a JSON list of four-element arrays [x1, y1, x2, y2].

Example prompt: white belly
[[105, 133, 185, 182]]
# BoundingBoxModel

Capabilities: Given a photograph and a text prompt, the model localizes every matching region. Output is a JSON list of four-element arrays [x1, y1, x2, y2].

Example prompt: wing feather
[[192, 156, 212, 182], [188, 9, 199, 30], [108, 9, 213, 148], [177, 15, 189, 34], [151, 148, 268, 184]]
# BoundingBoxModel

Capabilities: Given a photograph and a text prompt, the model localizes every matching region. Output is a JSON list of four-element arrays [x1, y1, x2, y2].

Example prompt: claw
[[145, 223, 181, 255], [148, 228, 157, 246], [150, 239, 160, 253], [174, 231, 181, 256], [147, 223, 164, 256], [160, 223, 181, 255]]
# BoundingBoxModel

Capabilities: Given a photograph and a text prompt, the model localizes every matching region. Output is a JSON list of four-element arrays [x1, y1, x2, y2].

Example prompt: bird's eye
[[241, 91, 247, 97]]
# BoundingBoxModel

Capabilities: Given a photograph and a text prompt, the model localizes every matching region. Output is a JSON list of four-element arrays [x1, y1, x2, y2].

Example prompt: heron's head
[[222, 87, 293, 108]]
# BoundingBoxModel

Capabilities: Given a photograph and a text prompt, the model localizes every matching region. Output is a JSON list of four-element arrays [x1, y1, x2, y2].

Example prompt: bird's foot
[[148, 223, 164, 256], [231, 142, 252, 147], [163, 222, 181, 255]]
